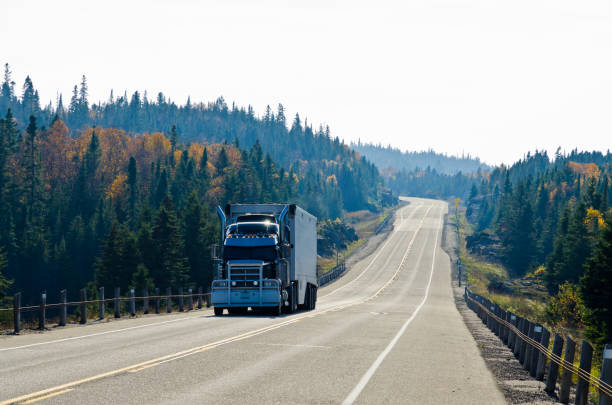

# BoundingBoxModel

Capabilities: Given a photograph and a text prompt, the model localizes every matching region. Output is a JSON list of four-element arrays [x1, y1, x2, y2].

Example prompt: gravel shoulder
[[442, 213, 567, 405]]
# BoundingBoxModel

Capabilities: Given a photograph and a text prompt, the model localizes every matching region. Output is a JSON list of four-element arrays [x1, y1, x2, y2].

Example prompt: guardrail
[[318, 262, 346, 287], [464, 288, 612, 404], [1, 286, 211, 334], [375, 212, 393, 235], [2, 264, 352, 333]]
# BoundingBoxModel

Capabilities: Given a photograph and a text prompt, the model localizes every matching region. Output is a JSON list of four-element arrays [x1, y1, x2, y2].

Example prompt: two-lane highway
[[0, 198, 505, 404]]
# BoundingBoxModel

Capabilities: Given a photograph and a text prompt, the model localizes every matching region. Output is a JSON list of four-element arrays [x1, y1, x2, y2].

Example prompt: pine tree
[[22, 116, 44, 223], [95, 222, 124, 289], [580, 215, 612, 347], [127, 156, 138, 224], [151, 197, 188, 288], [182, 191, 214, 287], [0, 247, 11, 300], [95, 222, 139, 291], [216, 146, 228, 177]]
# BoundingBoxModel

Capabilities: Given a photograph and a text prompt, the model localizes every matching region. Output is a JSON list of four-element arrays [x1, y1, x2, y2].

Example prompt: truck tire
[[214, 307, 223, 316], [311, 286, 317, 310]]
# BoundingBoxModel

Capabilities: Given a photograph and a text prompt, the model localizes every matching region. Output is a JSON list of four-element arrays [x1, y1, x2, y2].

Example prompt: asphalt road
[[0, 198, 505, 404]]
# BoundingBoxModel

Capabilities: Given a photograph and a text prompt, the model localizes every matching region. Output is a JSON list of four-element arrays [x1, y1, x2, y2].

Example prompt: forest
[[0, 64, 389, 307], [352, 141, 489, 175], [465, 150, 612, 346]]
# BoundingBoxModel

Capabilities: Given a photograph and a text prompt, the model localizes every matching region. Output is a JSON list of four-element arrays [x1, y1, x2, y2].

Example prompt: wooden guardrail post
[[206, 292, 211, 308], [520, 321, 531, 366], [166, 287, 172, 313], [197, 286, 203, 309], [98, 287, 105, 319], [143, 288, 149, 315], [79, 288, 87, 324], [501, 310, 509, 344], [39, 291, 46, 330], [530, 324, 543, 377], [13, 292, 21, 334], [600, 344, 612, 405], [178, 287, 184, 312], [188, 288, 193, 311], [559, 337, 576, 404], [508, 313, 517, 351], [59, 289, 67, 326], [536, 327, 550, 381], [154, 288, 160, 314], [575, 340, 593, 405], [514, 318, 523, 357], [129, 288, 136, 317], [114, 287, 120, 318], [546, 334, 564, 393]]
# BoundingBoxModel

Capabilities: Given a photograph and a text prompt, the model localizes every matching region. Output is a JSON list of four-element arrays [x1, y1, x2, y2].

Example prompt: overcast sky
[[2, 0, 611, 165]]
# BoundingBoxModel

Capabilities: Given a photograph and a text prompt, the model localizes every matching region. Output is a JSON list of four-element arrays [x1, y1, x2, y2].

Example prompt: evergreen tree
[[22, 116, 44, 223], [127, 156, 138, 224], [580, 215, 612, 347], [216, 146, 228, 177], [501, 183, 536, 275], [95, 222, 138, 291], [0, 247, 11, 300], [182, 191, 215, 287], [150, 197, 188, 288]]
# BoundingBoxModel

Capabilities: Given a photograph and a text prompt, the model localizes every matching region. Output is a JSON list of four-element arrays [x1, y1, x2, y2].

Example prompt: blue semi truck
[[211, 204, 318, 316]]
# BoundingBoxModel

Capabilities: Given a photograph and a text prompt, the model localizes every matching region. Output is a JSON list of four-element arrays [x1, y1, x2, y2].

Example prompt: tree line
[[352, 141, 490, 175], [0, 64, 383, 216]]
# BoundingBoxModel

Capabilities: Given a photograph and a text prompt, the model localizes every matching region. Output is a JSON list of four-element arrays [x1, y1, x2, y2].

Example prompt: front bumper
[[211, 280, 281, 308]]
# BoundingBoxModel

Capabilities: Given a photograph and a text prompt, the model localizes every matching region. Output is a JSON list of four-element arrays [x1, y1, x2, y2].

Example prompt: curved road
[[0, 198, 505, 404]]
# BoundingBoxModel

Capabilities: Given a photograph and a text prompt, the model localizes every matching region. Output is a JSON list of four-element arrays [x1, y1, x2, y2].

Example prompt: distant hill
[[351, 142, 490, 175]]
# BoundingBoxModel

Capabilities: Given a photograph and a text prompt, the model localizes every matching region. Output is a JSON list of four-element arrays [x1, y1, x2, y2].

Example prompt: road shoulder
[[442, 213, 565, 404]]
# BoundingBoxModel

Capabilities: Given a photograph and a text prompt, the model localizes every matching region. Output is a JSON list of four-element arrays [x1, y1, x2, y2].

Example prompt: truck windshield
[[223, 246, 277, 261], [227, 222, 279, 236], [236, 215, 276, 223]]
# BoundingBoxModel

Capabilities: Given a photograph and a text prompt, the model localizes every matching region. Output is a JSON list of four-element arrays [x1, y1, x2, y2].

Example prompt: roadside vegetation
[[317, 206, 396, 275]]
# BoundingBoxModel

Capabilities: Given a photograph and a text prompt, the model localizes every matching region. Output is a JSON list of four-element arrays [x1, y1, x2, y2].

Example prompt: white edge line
[[342, 206, 442, 405]]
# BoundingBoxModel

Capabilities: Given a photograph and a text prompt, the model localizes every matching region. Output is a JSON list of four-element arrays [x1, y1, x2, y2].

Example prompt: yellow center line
[[17, 389, 73, 405], [1, 203, 436, 405]]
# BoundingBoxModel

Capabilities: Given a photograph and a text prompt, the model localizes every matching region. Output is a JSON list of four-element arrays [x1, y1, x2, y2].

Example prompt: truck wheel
[[214, 307, 223, 316], [311, 286, 317, 310]]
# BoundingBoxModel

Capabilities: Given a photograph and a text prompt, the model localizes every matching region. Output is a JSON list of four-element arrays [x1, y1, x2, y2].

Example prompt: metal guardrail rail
[[465, 288, 612, 404], [318, 262, 346, 287]]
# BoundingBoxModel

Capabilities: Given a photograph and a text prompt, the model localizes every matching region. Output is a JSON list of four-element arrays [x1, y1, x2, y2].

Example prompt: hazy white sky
[[2, 0, 611, 165]]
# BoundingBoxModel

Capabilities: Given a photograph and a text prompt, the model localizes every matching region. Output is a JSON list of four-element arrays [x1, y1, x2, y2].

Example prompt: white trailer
[[211, 204, 318, 315]]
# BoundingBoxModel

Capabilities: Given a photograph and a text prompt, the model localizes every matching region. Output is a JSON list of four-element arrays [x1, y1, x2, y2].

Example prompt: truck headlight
[[253, 281, 259, 286], [231, 281, 237, 287]]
